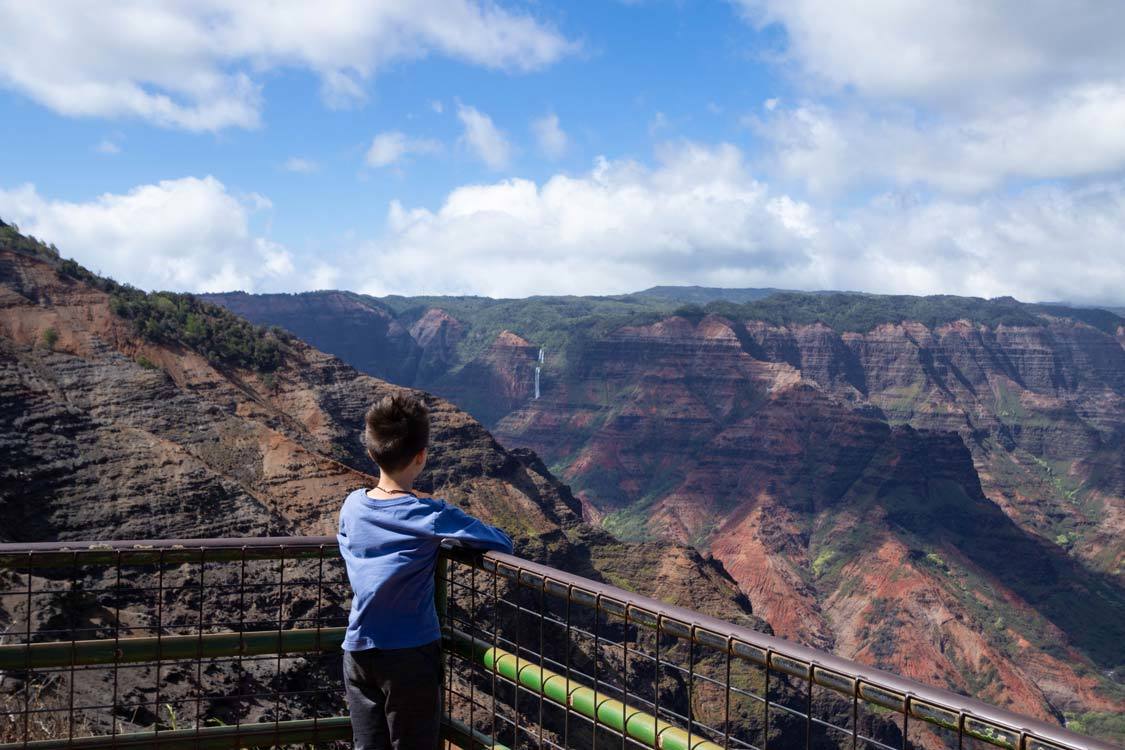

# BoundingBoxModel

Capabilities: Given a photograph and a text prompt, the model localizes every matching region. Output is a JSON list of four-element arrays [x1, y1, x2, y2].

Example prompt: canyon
[[206, 288, 1125, 740], [1, 228, 800, 742]]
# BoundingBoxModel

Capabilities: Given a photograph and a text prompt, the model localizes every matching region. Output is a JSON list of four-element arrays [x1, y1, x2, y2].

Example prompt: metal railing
[[0, 537, 1115, 750]]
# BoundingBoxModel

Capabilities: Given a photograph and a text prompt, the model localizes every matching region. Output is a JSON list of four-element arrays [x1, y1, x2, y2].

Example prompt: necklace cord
[[374, 484, 413, 495]]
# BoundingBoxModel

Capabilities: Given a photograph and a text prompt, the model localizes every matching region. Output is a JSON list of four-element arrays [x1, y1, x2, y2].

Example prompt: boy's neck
[[375, 469, 415, 493]]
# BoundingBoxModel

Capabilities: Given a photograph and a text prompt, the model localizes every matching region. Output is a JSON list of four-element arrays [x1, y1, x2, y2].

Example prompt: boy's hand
[[413, 490, 433, 498]]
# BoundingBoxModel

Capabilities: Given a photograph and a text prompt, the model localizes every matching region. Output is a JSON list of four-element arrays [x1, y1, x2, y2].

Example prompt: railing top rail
[[0, 535, 338, 567], [0, 536, 1115, 750], [0, 535, 338, 555]]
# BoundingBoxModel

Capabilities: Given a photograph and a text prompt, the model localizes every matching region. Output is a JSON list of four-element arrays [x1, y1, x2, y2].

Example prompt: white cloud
[[0, 0, 575, 131], [752, 88, 1125, 194], [532, 113, 568, 159], [282, 157, 319, 174], [734, 1, 1125, 105], [365, 131, 442, 168], [832, 183, 1125, 304], [94, 139, 121, 155], [357, 142, 1124, 303], [6, 145, 1119, 304], [733, 2, 1125, 193], [457, 104, 512, 169], [430, 99, 445, 114], [0, 176, 325, 293], [361, 142, 820, 297]]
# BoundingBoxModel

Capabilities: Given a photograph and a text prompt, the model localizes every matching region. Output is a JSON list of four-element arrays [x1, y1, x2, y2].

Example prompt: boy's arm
[[433, 503, 514, 554]]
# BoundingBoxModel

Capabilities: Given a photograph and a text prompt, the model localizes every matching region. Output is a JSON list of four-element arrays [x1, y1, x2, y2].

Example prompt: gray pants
[[342, 641, 443, 750]]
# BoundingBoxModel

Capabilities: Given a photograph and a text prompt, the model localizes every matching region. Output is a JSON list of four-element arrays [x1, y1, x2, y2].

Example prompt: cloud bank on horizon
[[0, 0, 1123, 305]]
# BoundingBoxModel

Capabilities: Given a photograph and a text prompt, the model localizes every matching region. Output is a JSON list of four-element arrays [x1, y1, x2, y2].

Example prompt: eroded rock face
[[181, 291, 1125, 739], [0, 247, 766, 618], [428, 330, 540, 427], [2, 246, 904, 749], [0, 265, 555, 545], [3, 250, 791, 739], [408, 307, 465, 382], [490, 313, 1125, 727]]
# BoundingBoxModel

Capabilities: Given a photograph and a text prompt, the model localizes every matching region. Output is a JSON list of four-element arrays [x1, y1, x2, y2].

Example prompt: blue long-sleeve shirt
[[337, 488, 514, 650]]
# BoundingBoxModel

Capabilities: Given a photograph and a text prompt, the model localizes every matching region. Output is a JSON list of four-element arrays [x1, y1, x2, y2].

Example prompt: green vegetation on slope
[[1065, 711, 1125, 744], [376, 288, 1123, 379], [630, 285, 787, 305], [2, 219, 291, 373], [376, 292, 675, 372], [702, 292, 1125, 334], [109, 290, 289, 372], [0, 221, 62, 263]]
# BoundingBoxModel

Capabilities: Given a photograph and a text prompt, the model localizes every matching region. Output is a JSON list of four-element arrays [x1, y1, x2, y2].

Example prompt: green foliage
[[1054, 531, 1077, 549], [811, 549, 837, 578], [39, 327, 59, 350], [631, 285, 784, 305], [1064, 711, 1125, 744], [376, 291, 672, 373], [704, 292, 1125, 334], [671, 303, 709, 324], [0, 221, 59, 263], [925, 552, 948, 570], [135, 354, 158, 370], [110, 288, 286, 372], [56, 258, 122, 293], [375, 287, 1123, 383]]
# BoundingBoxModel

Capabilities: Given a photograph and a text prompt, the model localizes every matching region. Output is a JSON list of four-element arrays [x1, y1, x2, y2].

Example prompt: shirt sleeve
[[432, 503, 514, 553]]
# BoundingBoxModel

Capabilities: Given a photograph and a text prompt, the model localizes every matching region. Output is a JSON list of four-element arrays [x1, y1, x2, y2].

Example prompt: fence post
[[436, 556, 448, 619]]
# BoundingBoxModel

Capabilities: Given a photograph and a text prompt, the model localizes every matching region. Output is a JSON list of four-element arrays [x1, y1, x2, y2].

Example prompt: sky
[[1, 1, 1124, 304]]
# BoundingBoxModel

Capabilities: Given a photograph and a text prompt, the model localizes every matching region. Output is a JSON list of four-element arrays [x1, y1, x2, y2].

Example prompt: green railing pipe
[[0, 716, 501, 750], [445, 628, 723, 750], [0, 716, 353, 750], [0, 537, 339, 570], [0, 628, 346, 671], [442, 715, 511, 750]]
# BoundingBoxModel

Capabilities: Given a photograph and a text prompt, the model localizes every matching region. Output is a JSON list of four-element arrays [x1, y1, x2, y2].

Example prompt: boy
[[338, 393, 513, 749]]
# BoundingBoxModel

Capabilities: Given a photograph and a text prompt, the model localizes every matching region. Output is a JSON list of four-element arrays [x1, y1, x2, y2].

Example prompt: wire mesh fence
[[0, 539, 351, 748], [0, 538, 1113, 750], [436, 549, 1115, 750]]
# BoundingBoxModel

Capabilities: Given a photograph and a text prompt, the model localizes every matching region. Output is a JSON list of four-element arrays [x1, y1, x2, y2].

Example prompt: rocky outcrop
[[408, 307, 465, 382], [201, 291, 421, 385], [492, 313, 1125, 728], [429, 330, 540, 427]]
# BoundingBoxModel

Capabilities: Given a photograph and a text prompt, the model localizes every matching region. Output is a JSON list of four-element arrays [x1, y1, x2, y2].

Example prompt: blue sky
[[1, 1, 1124, 304]]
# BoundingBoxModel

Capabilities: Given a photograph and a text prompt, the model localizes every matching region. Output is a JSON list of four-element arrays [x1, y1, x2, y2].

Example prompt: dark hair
[[364, 393, 430, 473]]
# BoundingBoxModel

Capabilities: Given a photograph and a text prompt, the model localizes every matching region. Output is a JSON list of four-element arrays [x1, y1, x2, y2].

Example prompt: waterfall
[[534, 347, 544, 399]]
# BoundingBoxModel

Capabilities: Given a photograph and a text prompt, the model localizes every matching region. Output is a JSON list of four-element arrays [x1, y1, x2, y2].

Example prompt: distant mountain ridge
[[630, 285, 792, 304], [206, 286, 1124, 374]]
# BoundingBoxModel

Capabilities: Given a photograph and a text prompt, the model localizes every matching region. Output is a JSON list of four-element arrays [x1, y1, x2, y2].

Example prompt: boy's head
[[364, 393, 430, 475]]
